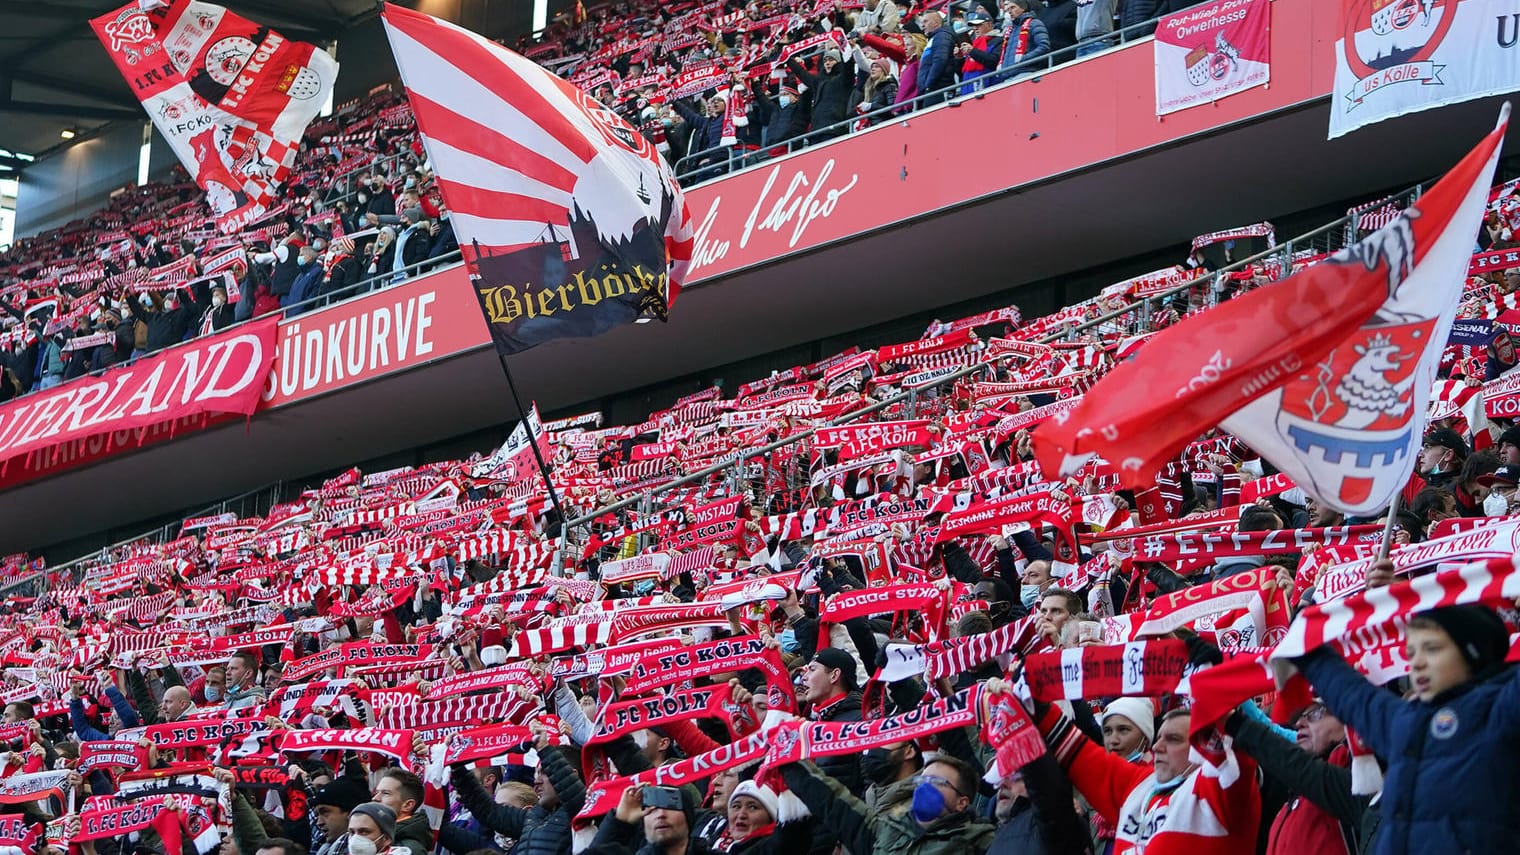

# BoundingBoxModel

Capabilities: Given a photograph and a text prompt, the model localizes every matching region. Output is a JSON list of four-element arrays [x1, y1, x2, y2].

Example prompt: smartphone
[[642, 786, 683, 810]]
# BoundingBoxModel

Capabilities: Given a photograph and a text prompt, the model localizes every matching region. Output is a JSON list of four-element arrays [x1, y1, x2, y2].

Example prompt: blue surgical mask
[[1020, 584, 1041, 609], [909, 781, 948, 824], [777, 629, 800, 653], [779, 95, 793, 108], [204, 686, 222, 703]]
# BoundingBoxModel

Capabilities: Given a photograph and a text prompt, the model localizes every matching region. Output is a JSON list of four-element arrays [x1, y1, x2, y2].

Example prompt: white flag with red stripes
[[380, 4, 693, 354]]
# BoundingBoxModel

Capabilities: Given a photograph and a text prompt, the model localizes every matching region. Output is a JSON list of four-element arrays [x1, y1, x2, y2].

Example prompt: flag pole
[[1377, 491, 1403, 561], [471, 239, 568, 535], [496, 351, 570, 537]]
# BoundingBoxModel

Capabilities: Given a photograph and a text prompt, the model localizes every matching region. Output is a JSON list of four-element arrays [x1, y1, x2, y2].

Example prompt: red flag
[[380, 4, 692, 354], [1035, 107, 1509, 506]]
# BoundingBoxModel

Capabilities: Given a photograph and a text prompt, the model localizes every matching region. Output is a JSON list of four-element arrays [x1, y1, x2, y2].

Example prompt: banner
[[91, 2, 337, 231], [0, 318, 277, 470], [381, 4, 692, 355], [472, 403, 550, 481], [1154, 0, 1272, 115], [1329, 0, 1520, 139]]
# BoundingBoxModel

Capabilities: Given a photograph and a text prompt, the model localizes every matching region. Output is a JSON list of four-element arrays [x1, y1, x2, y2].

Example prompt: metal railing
[[20, 480, 288, 597], [551, 183, 1426, 566], [672, 11, 1175, 185], [10, 249, 465, 401]]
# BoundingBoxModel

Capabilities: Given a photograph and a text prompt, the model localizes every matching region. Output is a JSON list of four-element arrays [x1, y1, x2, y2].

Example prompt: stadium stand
[[1, 2, 1520, 855]]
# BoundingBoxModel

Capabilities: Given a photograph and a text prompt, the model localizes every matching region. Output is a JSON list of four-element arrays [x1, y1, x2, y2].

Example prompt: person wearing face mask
[[990, 755, 1092, 855], [345, 803, 397, 855], [858, 741, 923, 808], [780, 754, 995, 854], [359, 174, 395, 220], [222, 651, 266, 710], [1476, 465, 1520, 516], [322, 238, 362, 302], [1413, 427, 1468, 492], [144, 286, 196, 352], [285, 245, 325, 314], [367, 228, 397, 278], [787, 48, 855, 144], [200, 285, 235, 332], [751, 79, 808, 160]]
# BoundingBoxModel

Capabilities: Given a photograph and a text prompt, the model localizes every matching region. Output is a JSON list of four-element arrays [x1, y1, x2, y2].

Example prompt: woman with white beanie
[[1099, 697, 1156, 764], [716, 779, 813, 854]]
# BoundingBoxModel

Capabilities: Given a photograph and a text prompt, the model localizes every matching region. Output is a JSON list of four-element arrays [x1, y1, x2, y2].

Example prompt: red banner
[[0, 318, 277, 470], [1153, 0, 1272, 116]]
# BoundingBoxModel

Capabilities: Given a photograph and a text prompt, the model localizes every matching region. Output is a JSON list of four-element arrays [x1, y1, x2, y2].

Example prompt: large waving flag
[[1036, 104, 1509, 516], [380, 4, 693, 354], [91, 1, 337, 232]]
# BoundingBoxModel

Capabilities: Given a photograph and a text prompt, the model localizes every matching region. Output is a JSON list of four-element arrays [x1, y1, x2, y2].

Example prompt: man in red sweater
[[1039, 704, 1260, 855]]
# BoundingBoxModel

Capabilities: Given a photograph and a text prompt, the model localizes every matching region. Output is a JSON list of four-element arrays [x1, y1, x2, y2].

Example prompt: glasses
[[1298, 703, 1330, 723], [916, 773, 966, 797]]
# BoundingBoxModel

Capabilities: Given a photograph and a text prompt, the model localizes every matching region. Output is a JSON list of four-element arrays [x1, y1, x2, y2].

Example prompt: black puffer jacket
[[450, 744, 585, 855]]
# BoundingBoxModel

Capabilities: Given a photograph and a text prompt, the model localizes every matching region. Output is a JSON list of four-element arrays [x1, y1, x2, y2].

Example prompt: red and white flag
[[1036, 107, 1509, 515], [471, 403, 550, 482], [380, 4, 693, 355], [91, 1, 336, 232]]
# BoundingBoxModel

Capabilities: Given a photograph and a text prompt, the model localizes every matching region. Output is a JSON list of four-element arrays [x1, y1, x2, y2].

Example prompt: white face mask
[[347, 836, 379, 855], [212, 295, 226, 308], [779, 95, 793, 107], [1483, 491, 1509, 516]]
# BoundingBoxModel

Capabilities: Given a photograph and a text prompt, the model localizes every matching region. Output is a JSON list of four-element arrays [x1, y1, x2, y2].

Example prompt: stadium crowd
[[0, 0, 1208, 403], [0, 175, 1515, 855]]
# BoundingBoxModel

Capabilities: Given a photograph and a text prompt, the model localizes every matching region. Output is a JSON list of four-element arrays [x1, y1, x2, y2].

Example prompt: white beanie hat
[[1099, 697, 1156, 745], [730, 780, 780, 821]]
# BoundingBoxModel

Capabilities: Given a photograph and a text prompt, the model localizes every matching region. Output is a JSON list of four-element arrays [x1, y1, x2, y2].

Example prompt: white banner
[[1153, 0, 1272, 116], [1329, 0, 1520, 139]]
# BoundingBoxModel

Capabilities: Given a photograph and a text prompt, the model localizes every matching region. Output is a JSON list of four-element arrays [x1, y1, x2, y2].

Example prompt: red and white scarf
[[1022, 639, 1190, 702]]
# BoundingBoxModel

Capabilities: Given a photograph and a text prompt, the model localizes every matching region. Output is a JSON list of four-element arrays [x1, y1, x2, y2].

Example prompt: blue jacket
[[285, 262, 325, 313], [917, 26, 956, 94], [1298, 648, 1520, 855]]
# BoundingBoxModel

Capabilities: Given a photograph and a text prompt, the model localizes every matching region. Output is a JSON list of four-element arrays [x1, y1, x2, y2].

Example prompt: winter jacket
[[1297, 648, 1520, 855], [751, 85, 808, 153], [285, 262, 324, 312], [789, 58, 856, 136], [393, 813, 433, 855], [999, 13, 1052, 71], [782, 762, 997, 855], [450, 743, 585, 855], [323, 255, 362, 299], [990, 753, 1094, 855], [852, 0, 900, 34], [1038, 705, 1261, 855], [1038, 0, 1080, 54], [849, 77, 899, 122], [267, 245, 301, 297], [916, 27, 957, 95], [1227, 715, 1360, 855], [673, 99, 725, 160]]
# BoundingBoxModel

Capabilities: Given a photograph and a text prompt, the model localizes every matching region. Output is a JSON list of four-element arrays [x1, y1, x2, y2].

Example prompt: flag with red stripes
[[380, 4, 693, 354]]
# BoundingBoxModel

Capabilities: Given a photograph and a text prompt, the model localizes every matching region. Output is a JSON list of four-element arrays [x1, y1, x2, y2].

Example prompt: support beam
[[6, 71, 136, 109], [0, 100, 140, 120]]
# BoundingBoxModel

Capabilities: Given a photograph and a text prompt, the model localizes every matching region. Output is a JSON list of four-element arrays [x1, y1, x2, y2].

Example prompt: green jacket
[[782, 761, 996, 855], [394, 812, 434, 855]]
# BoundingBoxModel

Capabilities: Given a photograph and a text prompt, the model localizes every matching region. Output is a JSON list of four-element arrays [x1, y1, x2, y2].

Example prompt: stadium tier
[[0, 1, 1517, 855]]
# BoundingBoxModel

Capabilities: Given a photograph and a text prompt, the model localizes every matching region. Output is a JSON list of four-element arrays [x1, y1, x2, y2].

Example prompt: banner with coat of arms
[[1329, 0, 1520, 139], [90, 1, 337, 233], [1153, 0, 1272, 116]]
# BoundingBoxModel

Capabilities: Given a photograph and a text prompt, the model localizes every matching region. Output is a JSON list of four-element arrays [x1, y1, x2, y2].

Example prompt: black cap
[[1500, 427, 1520, 449], [1478, 465, 1520, 487], [1417, 605, 1510, 674], [811, 647, 859, 690], [1422, 427, 1469, 459], [309, 778, 368, 812]]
